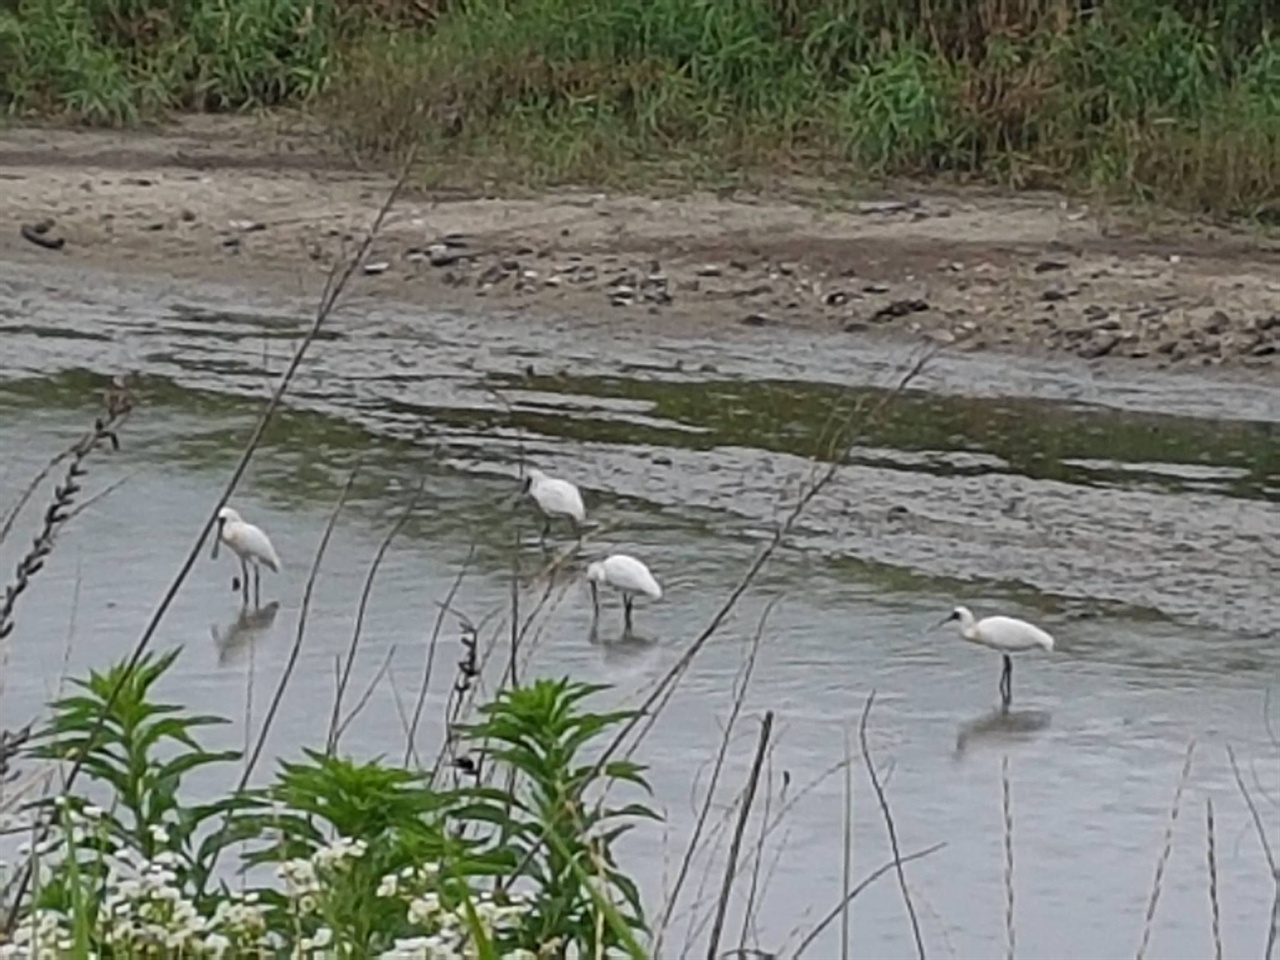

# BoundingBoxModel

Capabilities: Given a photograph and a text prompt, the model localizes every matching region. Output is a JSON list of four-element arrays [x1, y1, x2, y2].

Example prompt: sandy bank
[[2, 116, 1277, 376]]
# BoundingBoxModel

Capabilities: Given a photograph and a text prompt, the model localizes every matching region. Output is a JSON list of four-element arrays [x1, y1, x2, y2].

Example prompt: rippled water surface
[[1, 260, 1277, 959]]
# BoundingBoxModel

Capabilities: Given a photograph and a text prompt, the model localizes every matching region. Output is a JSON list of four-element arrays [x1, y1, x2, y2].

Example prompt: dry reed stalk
[[860, 691, 926, 960], [790, 842, 948, 960], [240, 462, 360, 789], [1227, 745, 1278, 960], [334, 643, 398, 743], [1205, 798, 1222, 960], [707, 711, 774, 960], [655, 597, 776, 953], [404, 544, 473, 767], [326, 478, 424, 753], [0, 388, 132, 643], [1136, 738, 1196, 960], [1002, 755, 1016, 960], [841, 728, 854, 960]]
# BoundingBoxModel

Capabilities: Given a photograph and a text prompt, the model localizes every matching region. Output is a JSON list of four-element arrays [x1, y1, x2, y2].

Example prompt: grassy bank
[[3, 0, 1280, 211]]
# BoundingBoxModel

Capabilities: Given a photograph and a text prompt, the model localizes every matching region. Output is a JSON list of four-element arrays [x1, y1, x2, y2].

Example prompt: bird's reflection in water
[[211, 601, 281, 665], [955, 707, 1051, 758], [587, 621, 659, 665]]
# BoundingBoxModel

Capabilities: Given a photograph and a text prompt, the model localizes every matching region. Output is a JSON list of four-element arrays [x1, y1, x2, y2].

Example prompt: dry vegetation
[[2, 0, 1280, 217]]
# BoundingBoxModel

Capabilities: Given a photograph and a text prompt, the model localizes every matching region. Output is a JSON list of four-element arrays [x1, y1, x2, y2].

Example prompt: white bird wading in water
[[941, 605, 1055, 709], [521, 467, 586, 548], [213, 507, 281, 607], [587, 554, 662, 636]]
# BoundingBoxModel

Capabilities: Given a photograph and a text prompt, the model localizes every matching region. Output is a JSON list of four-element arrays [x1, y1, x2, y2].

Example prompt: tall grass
[[3, 0, 1280, 213]]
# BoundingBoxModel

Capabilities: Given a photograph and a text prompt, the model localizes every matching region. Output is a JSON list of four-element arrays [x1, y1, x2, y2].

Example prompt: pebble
[[363, 261, 390, 275]]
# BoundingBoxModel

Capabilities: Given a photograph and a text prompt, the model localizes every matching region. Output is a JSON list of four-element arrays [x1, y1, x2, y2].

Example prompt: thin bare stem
[[791, 843, 948, 960], [860, 691, 926, 960], [335, 643, 398, 743], [404, 545, 473, 767], [656, 598, 776, 952], [1136, 738, 1196, 960], [242, 462, 359, 789], [326, 480, 423, 754], [1002, 756, 1015, 960], [738, 752, 775, 954], [841, 728, 854, 960], [1206, 798, 1222, 960], [1227, 745, 1278, 960], [707, 711, 774, 960]]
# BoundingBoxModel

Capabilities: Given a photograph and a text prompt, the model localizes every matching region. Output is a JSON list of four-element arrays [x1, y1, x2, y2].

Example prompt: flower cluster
[[374, 863, 535, 960], [1, 806, 549, 960], [0, 804, 277, 959]]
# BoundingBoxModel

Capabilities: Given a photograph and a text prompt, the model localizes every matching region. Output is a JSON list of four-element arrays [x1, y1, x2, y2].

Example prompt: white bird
[[521, 467, 586, 547], [212, 506, 281, 607], [586, 554, 662, 635], [941, 605, 1054, 708]]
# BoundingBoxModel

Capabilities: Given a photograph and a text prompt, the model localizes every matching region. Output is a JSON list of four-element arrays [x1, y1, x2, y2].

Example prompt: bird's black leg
[[540, 519, 551, 551], [1000, 655, 1013, 711], [239, 558, 250, 606], [253, 566, 261, 608], [623, 596, 634, 636]]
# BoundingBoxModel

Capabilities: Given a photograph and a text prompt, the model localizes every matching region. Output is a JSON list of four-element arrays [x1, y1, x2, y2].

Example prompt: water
[[1, 259, 1277, 959]]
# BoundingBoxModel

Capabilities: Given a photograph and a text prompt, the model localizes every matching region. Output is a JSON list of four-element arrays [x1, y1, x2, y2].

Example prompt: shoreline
[[2, 116, 1277, 380]]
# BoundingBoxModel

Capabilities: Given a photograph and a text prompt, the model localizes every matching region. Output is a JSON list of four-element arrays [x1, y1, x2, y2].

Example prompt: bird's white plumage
[[951, 605, 1053, 653], [587, 554, 662, 600], [217, 507, 281, 572], [525, 468, 586, 523]]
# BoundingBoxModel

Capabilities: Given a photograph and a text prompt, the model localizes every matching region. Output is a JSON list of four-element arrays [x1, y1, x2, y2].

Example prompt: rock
[[427, 243, 462, 267], [863, 282, 891, 294], [741, 312, 772, 326], [926, 328, 956, 344], [1083, 305, 1109, 321], [824, 291, 850, 306], [1252, 341, 1277, 356], [1077, 334, 1119, 359], [1203, 310, 1230, 335], [696, 264, 722, 277], [20, 223, 64, 250], [477, 263, 508, 286], [180, 209, 197, 222], [1041, 289, 1069, 302], [869, 299, 930, 323], [1034, 259, 1069, 273], [856, 199, 921, 215], [228, 219, 266, 233], [363, 261, 390, 275], [1257, 314, 1279, 331]]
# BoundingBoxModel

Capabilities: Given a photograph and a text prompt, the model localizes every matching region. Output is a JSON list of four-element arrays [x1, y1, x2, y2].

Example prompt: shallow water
[[1, 260, 1277, 959]]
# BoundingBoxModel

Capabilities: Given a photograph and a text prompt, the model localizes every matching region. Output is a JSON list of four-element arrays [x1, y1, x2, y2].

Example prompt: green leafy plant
[[29, 648, 240, 909], [10, 653, 658, 958], [458, 678, 656, 958]]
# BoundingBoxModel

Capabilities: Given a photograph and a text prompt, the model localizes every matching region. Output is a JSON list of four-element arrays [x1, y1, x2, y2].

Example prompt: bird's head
[[212, 506, 241, 561], [937, 605, 974, 630], [585, 561, 606, 585]]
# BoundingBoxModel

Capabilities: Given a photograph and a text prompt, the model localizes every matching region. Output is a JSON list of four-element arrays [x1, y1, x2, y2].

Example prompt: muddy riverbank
[[3, 116, 1278, 375]]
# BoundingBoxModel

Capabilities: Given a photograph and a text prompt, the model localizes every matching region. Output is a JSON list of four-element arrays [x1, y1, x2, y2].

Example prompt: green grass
[[4, 0, 1280, 216]]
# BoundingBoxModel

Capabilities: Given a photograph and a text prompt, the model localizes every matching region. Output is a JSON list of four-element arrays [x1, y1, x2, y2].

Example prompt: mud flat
[[2, 116, 1277, 377]]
